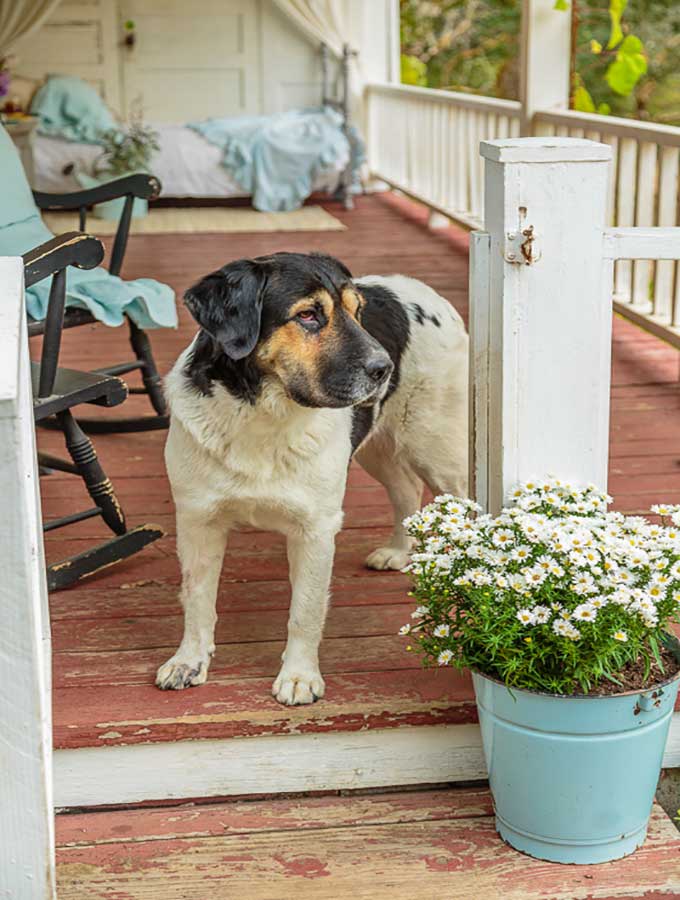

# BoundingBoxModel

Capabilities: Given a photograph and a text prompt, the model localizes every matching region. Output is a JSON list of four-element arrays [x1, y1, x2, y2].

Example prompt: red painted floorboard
[[39, 195, 680, 753]]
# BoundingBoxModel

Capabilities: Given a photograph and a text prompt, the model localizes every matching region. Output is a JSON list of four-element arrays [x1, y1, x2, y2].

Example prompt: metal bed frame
[[320, 42, 357, 210]]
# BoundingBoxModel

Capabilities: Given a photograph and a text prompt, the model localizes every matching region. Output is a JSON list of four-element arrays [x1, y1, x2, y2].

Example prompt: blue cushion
[[0, 125, 177, 329], [0, 124, 41, 228], [30, 75, 117, 144]]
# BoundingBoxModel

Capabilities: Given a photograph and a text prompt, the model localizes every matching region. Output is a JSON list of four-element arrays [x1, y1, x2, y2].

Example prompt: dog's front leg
[[156, 511, 228, 690], [273, 529, 336, 706]]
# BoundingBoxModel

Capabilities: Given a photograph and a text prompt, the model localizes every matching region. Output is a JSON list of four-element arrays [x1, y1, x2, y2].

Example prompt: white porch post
[[470, 137, 613, 515], [0, 258, 56, 899], [520, 0, 572, 135]]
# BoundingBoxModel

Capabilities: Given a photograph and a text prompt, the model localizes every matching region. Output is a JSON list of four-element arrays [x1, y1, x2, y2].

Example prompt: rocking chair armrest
[[23, 232, 104, 288], [33, 173, 162, 211]]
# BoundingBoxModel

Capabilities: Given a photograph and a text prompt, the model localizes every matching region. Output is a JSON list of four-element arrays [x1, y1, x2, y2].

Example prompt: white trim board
[[54, 715, 680, 809]]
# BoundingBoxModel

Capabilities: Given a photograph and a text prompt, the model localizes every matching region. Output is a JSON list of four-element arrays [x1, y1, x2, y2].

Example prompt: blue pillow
[[30, 75, 117, 144]]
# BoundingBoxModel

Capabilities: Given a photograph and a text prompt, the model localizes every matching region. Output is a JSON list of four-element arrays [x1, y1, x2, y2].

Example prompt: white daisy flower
[[508, 574, 526, 592], [532, 605, 551, 624], [492, 528, 515, 547], [437, 649, 454, 666], [613, 630, 628, 642], [572, 603, 598, 622], [522, 566, 547, 587], [516, 608, 536, 625], [399, 624, 411, 635], [433, 624, 450, 638]]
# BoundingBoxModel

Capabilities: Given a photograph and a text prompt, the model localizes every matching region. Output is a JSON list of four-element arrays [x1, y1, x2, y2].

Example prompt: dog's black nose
[[364, 356, 393, 383]]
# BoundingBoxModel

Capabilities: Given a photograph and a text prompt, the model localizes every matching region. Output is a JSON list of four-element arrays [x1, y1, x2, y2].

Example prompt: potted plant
[[77, 99, 159, 220], [401, 480, 680, 864]]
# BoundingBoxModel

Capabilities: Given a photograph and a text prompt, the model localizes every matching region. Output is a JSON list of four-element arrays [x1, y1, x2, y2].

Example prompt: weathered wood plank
[[56, 787, 494, 847], [54, 634, 420, 688], [52, 602, 412, 653], [55, 801, 680, 900], [53, 668, 476, 749]]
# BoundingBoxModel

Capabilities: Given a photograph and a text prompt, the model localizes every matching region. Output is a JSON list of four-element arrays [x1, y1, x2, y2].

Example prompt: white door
[[119, 0, 261, 123]]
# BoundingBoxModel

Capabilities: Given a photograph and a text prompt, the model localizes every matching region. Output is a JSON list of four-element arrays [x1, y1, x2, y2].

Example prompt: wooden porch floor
[[55, 787, 680, 898], [36, 193, 680, 881]]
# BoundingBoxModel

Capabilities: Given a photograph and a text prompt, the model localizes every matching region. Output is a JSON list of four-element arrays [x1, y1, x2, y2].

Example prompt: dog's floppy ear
[[184, 259, 266, 360]]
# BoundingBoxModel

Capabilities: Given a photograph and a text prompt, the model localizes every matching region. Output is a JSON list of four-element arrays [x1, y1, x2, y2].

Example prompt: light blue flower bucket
[[473, 636, 680, 864]]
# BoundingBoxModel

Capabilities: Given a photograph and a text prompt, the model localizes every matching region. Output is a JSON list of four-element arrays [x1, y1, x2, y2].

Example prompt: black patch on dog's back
[[359, 283, 411, 399], [409, 302, 441, 328]]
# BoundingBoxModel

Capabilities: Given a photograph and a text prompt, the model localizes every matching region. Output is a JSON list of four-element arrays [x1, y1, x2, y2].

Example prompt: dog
[[156, 252, 468, 705]]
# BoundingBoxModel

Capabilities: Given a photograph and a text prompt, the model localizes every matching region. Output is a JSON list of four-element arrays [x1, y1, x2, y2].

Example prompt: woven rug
[[43, 205, 346, 235]]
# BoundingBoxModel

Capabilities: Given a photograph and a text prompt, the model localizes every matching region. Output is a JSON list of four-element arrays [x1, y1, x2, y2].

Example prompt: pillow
[[30, 75, 117, 144]]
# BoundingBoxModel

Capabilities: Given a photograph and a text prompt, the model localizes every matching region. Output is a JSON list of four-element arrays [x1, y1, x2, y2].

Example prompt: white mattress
[[32, 123, 347, 200]]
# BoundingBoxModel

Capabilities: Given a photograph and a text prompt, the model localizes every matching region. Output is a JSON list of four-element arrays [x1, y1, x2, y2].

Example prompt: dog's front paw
[[272, 665, 325, 706], [365, 546, 410, 571], [156, 654, 210, 690]]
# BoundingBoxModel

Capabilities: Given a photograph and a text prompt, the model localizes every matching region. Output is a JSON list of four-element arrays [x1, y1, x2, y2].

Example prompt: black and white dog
[[156, 252, 468, 705]]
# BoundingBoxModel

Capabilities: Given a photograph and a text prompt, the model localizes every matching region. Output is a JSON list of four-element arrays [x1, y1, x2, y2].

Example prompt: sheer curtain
[[0, 0, 60, 55], [271, 0, 347, 58]]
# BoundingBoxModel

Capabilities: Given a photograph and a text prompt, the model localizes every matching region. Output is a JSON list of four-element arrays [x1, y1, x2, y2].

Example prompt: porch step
[[55, 787, 680, 899]]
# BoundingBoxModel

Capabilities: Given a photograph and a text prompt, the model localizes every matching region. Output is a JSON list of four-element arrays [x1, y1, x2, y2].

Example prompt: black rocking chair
[[31, 173, 169, 433], [24, 231, 164, 591]]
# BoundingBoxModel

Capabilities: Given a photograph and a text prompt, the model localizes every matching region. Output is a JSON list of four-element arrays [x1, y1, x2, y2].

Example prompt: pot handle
[[636, 689, 664, 713]]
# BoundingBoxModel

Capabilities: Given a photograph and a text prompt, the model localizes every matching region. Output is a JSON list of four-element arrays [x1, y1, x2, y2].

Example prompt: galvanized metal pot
[[472, 636, 680, 864]]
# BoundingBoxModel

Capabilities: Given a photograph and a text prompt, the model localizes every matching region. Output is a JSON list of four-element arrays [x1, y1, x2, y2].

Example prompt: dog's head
[[184, 252, 393, 407]]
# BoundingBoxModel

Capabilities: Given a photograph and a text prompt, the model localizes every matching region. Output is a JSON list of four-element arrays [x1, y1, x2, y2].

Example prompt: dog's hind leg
[[356, 436, 423, 571], [156, 509, 228, 690]]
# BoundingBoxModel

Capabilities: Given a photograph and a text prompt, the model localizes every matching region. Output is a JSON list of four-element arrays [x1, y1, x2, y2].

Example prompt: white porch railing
[[365, 81, 680, 348], [0, 257, 56, 899], [366, 82, 521, 230], [534, 109, 680, 347]]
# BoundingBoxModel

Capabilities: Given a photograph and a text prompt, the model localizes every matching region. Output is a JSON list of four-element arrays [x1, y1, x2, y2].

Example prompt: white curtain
[[271, 0, 347, 58], [0, 0, 60, 55]]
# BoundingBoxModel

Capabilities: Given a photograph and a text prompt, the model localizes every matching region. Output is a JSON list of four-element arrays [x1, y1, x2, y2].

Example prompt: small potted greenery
[[401, 480, 680, 864], [77, 100, 159, 220]]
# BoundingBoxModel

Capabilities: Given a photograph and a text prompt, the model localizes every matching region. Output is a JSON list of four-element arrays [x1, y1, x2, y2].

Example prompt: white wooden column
[[471, 137, 613, 514], [520, 0, 572, 135], [0, 258, 56, 899]]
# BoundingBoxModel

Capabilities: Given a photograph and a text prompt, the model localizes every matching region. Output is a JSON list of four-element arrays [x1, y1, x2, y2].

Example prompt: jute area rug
[[43, 205, 346, 235]]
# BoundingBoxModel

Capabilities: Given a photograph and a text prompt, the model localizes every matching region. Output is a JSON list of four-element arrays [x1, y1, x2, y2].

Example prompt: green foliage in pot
[[94, 100, 159, 178], [401, 481, 680, 694]]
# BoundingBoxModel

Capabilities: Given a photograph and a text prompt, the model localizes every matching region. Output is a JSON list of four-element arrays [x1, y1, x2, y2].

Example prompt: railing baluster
[[616, 138, 638, 304], [654, 146, 678, 324], [632, 142, 657, 310]]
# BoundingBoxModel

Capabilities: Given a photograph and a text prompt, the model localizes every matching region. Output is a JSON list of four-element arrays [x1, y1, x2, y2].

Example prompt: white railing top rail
[[534, 107, 680, 148], [366, 81, 522, 116], [0, 257, 24, 410]]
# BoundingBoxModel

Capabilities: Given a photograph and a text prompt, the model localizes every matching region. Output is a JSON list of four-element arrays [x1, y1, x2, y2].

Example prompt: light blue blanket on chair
[[0, 124, 176, 329], [190, 106, 363, 212]]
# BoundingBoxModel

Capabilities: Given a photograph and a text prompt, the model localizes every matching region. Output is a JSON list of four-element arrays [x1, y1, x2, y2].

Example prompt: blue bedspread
[[190, 106, 363, 212]]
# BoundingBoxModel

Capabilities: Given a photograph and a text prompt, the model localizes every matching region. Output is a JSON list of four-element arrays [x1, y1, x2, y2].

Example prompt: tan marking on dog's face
[[341, 288, 363, 319], [256, 288, 366, 405], [288, 290, 334, 321]]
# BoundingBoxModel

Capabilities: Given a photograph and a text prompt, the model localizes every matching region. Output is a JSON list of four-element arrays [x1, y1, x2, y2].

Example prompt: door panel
[[120, 0, 261, 122]]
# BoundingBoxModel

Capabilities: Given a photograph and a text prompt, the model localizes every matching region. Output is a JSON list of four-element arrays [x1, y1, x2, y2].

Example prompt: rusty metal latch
[[504, 224, 541, 265]]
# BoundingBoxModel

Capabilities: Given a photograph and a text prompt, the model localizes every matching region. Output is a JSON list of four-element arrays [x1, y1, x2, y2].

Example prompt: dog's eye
[[296, 309, 317, 322]]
